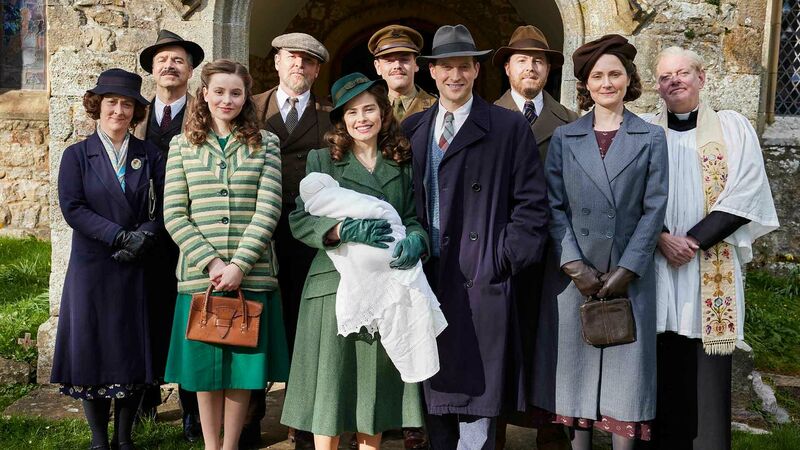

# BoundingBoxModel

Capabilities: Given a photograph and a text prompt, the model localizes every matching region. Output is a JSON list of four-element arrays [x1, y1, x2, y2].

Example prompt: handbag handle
[[201, 285, 250, 331]]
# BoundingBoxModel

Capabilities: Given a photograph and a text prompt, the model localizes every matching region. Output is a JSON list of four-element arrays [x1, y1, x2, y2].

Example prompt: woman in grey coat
[[531, 34, 668, 450]]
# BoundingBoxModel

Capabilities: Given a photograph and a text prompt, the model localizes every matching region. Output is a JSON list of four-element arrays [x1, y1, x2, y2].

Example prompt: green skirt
[[165, 290, 289, 392], [280, 291, 424, 436]]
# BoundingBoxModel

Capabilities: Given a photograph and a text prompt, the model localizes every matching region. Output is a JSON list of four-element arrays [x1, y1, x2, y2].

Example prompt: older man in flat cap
[[248, 32, 332, 449], [492, 25, 575, 450], [134, 28, 205, 444], [369, 25, 437, 123]]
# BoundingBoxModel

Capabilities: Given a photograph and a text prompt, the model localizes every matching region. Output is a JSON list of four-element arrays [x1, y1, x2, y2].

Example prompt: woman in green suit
[[280, 73, 429, 450]]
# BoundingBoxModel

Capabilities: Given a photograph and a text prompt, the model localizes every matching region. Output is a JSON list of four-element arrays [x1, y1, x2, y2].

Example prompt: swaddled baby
[[299, 172, 447, 382]]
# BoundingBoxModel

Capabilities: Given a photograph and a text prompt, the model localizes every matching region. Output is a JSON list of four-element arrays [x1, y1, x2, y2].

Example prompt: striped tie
[[438, 112, 454, 151], [523, 100, 538, 125], [285, 97, 299, 134]]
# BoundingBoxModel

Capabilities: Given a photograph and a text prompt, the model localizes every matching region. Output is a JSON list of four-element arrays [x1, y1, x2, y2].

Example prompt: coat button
[[469, 231, 478, 241], [472, 182, 481, 192], [607, 209, 616, 218], [296, 153, 305, 160], [580, 228, 589, 236], [220, 189, 228, 196], [218, 161, 227, 169], [606, 231, 614, 238], [582, 208, 591, 215], [464, 279, 474, 288], [221, 217, 229, 224]]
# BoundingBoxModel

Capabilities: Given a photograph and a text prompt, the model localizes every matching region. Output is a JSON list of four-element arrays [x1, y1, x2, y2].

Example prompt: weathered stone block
[[84, 26, 116, 52], [116, 27, 158, 53], [723, 27, 762, 74], [0, 357, 32, 385], [49, 50, 137, 97], [36, 315, 58, 384]]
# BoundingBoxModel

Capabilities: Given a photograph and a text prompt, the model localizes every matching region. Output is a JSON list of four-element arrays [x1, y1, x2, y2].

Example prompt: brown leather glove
[[597, 267, 637, 298], [561, 260, 603, 297]]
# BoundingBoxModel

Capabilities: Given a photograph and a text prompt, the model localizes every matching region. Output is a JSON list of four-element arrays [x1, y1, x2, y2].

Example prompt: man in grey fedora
[[403, 24, 549, 450]]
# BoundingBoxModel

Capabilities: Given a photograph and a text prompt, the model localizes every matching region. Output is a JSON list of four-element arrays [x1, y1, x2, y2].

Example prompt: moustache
[[160, 69, 180, 76], [389, 70, 407, 76]]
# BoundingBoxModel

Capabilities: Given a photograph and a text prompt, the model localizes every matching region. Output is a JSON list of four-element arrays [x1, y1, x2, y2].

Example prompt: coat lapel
[[283, 93, 319, 147], [264, 90, 290, 144], [372, 156, 401, 189], [124, 138, 147, 205], [532, 92, 565, 146], [226, 133, 258, 178], [602, 109, 649, 182], [494, 90, 519, 112], [86, 133, 136, 216], [409, 104, 438, 207], [442, 95, 489, 163], [339, 152, 384, 196], [564, 112, 614, 204]]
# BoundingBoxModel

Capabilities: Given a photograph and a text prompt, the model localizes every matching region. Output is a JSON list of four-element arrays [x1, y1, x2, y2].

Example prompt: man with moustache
[[250, 32, 332, 449], [134, 29, 205, 444], [642, 46, 778, 450], [492, 25, 575, 450], [403, 25, 549, 450], [369, 25, 437, 123]]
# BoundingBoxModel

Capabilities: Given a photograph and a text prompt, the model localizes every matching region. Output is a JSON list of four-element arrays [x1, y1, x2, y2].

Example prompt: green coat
[[280, 147, 428, 436]]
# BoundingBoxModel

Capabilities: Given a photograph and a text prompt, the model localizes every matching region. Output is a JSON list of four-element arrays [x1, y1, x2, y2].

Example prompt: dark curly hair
[[576, 53, 642, 111], [184, 59, 262, 149], [82, 92, 148, 129], [326, 83, 411, 164]]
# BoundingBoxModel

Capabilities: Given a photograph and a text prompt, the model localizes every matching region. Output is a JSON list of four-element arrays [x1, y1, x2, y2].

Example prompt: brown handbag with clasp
[[186, 285, 263, 348], [579, 296, 637, 347]]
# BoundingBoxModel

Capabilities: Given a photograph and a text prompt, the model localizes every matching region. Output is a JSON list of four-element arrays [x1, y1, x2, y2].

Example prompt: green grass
[[0, 383, 37, 411], [732, 424, 800, 450], [0, 237, 51, 365], [744, 268, 800, 375]]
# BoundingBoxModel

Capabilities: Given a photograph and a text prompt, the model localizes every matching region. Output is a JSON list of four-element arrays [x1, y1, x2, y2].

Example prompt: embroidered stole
[[657, 103, 737, 355]]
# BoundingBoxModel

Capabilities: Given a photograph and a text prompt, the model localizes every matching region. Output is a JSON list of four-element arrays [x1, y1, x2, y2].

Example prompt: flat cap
[[368, 25, 424, 57], [572, 34, 636, 81], [272, 32, 329, 63]]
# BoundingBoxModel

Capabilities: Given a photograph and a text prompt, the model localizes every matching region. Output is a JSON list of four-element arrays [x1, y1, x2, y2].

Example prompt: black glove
[[339, 218, 395, 249], [597, 267, 637, 298], [112, 230, 156, 262], [561, 260, 603, 297]]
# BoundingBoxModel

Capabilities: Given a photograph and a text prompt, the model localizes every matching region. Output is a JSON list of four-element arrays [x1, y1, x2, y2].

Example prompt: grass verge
[[732, 423, 800, 450]]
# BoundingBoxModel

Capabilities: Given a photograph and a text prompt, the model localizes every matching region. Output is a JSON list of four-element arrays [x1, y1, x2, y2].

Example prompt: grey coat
[[531, 109, 668, 422]]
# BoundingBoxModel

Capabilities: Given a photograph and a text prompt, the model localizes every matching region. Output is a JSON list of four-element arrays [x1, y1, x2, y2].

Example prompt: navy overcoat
[[403, 95, 549, 417], [51, 132, 165, 386]]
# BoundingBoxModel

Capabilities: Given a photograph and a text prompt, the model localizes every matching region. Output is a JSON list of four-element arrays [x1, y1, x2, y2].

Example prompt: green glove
[[390, 233, 426, 270], [339, 218, 395, 249]]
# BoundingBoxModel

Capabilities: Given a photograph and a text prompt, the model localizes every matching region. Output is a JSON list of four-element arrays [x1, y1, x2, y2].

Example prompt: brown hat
[[492, 25, 564, 67], [272, 32, 329, 63], [369, 25, 423, 57], [139, 29, 205, 74], [572, 34, 637, 81]]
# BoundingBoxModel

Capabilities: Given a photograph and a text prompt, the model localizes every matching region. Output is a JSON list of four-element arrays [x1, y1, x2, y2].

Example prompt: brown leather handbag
[[186, 286, 263, 348], [579, 296, 636, 347]]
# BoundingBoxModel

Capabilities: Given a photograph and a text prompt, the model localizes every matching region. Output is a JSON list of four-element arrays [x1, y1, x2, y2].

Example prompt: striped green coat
[[164, 130, 282, 293]]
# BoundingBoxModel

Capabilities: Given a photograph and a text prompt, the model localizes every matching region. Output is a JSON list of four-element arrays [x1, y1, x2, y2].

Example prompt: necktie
[[393, 98, 406, 121], [438, 112, 454, 151], [523, 100, 538, 125], [285, 97, 299, 134], [160, 104, 172, 130]]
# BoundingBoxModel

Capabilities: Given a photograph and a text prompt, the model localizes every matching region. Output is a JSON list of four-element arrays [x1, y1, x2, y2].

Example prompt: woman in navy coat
[[51, 69, 165, 450]]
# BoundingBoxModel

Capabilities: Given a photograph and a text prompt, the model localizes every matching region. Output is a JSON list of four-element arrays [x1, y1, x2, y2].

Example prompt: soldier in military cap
[[369, 25, 436, 123], [248, 32, 332, 449]]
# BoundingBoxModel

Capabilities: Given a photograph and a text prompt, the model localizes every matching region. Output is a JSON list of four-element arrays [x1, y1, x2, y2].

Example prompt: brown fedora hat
[[139, 29, 205, 73], [492, 25, 564, 67]]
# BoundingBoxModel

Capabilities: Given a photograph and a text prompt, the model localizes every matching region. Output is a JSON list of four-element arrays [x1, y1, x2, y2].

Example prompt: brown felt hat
[[139, 29, 204, 74], [492, 25, 564, 67], [369, 25, 424, 57], [572, 34, 637, 81]]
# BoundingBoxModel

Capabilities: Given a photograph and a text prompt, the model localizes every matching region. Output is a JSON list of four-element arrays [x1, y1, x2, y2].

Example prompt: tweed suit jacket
[[532, 108, 669, 422], [163, 130, 282, 293], [252, 86, 332, 204], [288, 148, 427, 300], [494, 89, 579, 160]]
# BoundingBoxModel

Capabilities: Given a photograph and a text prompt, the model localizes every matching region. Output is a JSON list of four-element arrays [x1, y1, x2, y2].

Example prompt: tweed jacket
[[494, 89, 579, 160], [532, 109, 669, 422], [289, 148, 427, 300], [164, 130, 282, 293], [252, 86, 332, 204], [399, 87, 437, 123]]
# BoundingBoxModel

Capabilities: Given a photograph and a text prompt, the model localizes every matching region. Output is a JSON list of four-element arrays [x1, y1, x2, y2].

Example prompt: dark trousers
[[426, 413, 497, 450], [639, 332, 732, 450], [247, 205, 316, 426]]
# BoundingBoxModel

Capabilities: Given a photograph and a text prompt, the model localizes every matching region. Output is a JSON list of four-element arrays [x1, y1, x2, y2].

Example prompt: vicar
[[250, 32, 332, 449], [135, 29, 205, 444], [404, 24, 549, 449], [492, 24, 576, 450], [369, 24, 436, 123], [645, 46, 779, 450]]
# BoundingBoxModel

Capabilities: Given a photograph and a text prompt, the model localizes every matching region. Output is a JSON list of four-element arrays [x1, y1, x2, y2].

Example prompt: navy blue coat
[[51, 132, 165, 386], [403, 95, 549, 416]]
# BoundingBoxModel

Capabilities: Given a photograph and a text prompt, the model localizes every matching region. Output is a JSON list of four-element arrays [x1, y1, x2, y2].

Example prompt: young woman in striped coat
[[163, 59, 289, 450]]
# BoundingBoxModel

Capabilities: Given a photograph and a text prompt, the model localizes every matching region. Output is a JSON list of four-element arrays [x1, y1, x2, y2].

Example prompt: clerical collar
[[667, 108, 699, 132]]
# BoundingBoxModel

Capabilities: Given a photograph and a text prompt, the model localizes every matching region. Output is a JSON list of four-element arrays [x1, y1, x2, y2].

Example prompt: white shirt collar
[[276, 86, 312, 123], [153, 94, 187, 124], [434, 96, 474, 144], [510, 89, 543, 118]]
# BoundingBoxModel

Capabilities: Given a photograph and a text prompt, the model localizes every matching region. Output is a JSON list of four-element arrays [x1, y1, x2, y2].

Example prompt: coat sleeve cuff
[[316, 217, 344, 249]]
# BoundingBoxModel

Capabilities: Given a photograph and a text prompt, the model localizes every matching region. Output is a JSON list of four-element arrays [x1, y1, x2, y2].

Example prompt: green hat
[[330, 72, 386, 121]]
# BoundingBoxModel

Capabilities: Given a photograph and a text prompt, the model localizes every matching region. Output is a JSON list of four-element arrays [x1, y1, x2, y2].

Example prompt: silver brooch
[[131, 158, 142, 170]]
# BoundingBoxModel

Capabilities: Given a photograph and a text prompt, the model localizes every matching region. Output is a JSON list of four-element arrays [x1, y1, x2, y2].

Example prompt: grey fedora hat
[[418, 24, 493, 63]]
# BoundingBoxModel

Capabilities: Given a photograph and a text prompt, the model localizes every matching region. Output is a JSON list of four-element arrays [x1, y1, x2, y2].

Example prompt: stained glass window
[[777, 0, 800, 115], [1, 0, 46, 90]]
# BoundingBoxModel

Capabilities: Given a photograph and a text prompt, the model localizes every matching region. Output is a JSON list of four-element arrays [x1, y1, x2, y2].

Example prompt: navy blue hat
[[87, 69, 149, 106]]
